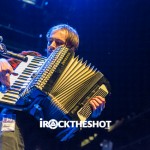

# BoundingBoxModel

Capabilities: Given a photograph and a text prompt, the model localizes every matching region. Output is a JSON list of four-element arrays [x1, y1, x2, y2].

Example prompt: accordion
[[0, 46, 110, 124]]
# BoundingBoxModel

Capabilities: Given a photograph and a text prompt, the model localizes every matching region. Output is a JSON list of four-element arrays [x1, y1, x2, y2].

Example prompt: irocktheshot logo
[[39, 118, 112, 129]]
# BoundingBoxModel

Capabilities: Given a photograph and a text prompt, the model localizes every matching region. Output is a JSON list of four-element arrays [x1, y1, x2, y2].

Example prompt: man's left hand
[[89, 96, 106, 118], [89, 96, 105, 110]]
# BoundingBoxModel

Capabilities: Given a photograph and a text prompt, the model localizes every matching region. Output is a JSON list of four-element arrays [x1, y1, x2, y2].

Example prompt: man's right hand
[[0, 58, 17, 88]]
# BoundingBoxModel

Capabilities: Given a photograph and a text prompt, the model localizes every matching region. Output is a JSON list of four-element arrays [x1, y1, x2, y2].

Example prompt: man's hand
[[89, 96, 105, 110], [89, 96, 106, 118], [0, 58, 17, 88]]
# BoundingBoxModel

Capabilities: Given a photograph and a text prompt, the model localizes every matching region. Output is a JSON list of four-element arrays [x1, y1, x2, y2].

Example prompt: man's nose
[[47, 41, 56, 51]]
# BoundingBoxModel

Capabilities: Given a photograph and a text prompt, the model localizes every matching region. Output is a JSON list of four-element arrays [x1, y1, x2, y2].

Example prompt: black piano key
[[21, 72, 32, 75], [19, 75, 29, 79], [14, 81, 24, 84], [24, 70, 34, 73], [13, 83, 23, 87], [28, 64, 39, 67], [24, 68, 34, 72], [32, 57, 45, 61], [10, 87, 22, 92], [1, 97, 17, 102], [18, 77, 28, 81], [3, 95, 18, 101], [11, 85, 22, 89], [7, 91, 19, 95]]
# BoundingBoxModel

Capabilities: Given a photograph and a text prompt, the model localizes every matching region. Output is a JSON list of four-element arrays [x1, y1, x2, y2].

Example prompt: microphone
[[0, 36, 28, 62]]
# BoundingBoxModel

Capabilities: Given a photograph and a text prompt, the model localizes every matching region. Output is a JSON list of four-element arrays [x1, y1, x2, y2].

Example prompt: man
[[0, 24, 105, 150]]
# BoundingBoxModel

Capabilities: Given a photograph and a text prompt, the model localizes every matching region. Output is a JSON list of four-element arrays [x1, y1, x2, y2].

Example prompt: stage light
[[21, 0, 36, 5], [19, 0, 46, 8]]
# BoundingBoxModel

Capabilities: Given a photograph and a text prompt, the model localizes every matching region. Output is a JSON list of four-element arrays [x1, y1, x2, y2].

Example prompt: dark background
[[0, 0, 150, 149]]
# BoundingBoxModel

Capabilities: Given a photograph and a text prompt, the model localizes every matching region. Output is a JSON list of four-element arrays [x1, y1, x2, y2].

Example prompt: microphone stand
[[0, 36, 28, 62]]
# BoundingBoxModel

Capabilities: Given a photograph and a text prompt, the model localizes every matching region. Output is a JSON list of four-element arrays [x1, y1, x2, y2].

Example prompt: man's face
[[46, 30, 67, 56]]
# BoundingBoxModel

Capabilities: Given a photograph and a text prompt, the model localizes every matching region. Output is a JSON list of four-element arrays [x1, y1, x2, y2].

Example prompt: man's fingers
[[11, 72, 18, 76], [7, 69, 18, 76], [92, 99, 102, 107], [0, 71, 11, 88], [95, 96, 105, 102], [5, 73, 11, 87], [90, 97, 105, 104], [0, 76, 10, 88], [3, 69, 18, 76], [89, 101, 97, 110], [89, 96, 106, 111]]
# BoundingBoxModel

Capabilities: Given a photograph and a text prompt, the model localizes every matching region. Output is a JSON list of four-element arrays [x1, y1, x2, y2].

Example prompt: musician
[[0, 24, 106, 150]]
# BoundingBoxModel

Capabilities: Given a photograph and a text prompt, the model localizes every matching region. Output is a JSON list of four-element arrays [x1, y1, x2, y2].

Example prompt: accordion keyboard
[[0, 55, 45, 105]]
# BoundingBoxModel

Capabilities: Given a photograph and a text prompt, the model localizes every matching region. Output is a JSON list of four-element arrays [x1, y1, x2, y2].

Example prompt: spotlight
[[21, 0, 36, 5], [19, 0, 46, 8]]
